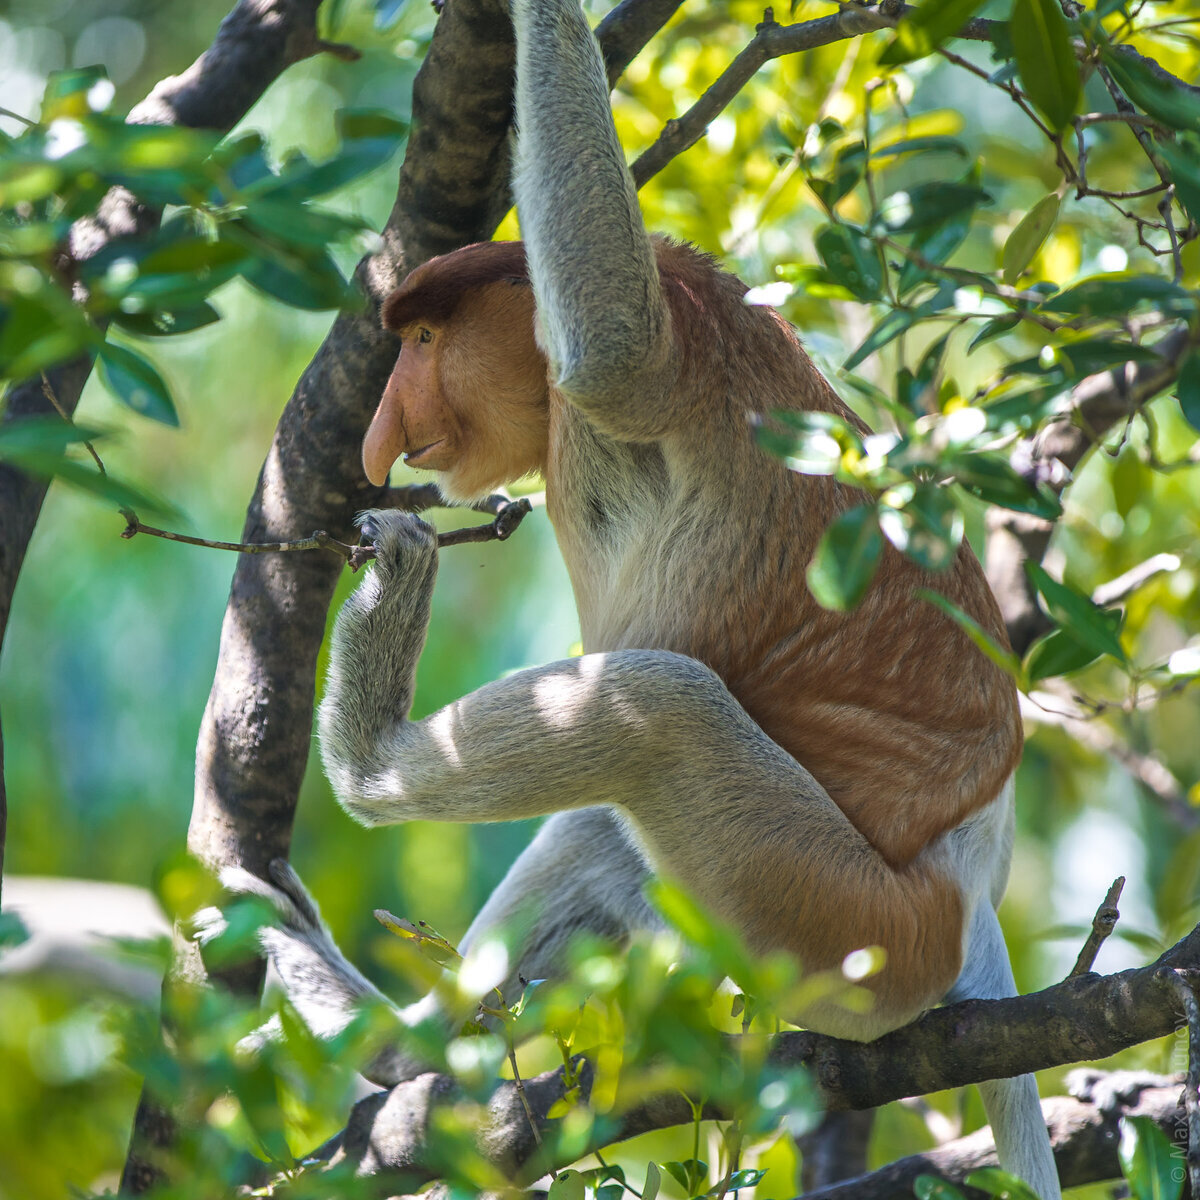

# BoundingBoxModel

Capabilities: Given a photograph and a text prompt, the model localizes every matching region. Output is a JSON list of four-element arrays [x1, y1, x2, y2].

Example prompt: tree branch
[[321, 924, 1200, 1186], [986, 325, 1196, 656]]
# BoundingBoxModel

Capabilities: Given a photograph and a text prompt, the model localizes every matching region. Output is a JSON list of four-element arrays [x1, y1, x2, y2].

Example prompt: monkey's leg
[[945, 901, 1061, 1200]]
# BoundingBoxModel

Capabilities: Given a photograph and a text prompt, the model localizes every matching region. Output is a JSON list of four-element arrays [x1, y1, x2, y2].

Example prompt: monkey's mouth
[[403, 440, 445, 467]]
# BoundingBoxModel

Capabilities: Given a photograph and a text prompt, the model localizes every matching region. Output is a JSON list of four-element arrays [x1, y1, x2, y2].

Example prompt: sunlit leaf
[[878, 0, 990, 65], [845, 308, 918, 371], [878, 483, 963, 571], [1001, 192, 1059, 283]]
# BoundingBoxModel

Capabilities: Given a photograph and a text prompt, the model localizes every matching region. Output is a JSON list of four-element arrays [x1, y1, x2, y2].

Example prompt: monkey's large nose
[[362, 397, 406, 485]]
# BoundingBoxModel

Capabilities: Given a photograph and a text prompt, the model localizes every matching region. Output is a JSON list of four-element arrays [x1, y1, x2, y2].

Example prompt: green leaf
[[869, 135, 969, 162], [2, 451, 176, 517], [918, 589, 1024, 682], [0, 415, 105, 459], [97, 342, 178, 425], [815, 224, 883, 301], [1101, 48, 1200, 134], [1027, 561, 1126, 663], [879, 483, 963, 571], [1177, 348, 1200, 432], [963, 1168, 1042, 1200], [643, 1162, 662, 1200], [898, 206, 972, 295], [878, 0, 990, 65], [236, 235, 355, 311], [808, 142, 867, 212], [243, 197, 370, 247], [806, 505, 884, 611], [725, 1169, 768, 1190], [952, 452, 1062, 519], [1040, 273, 1196, 318], [1023, 627, 1103, 683], [270, 109, 408, 199], [913, 1175, 969, 1200], [662, 1161, 708, 1195], [0, 910, 30, 950], [1002, 193, 1060, 283], [113, 302, 221, 338], [1154, 136, 1200, 226], [1011, 0, 1080, 129], [1119, 1116, 1183, 1200], [845, 308, 918, 371], [547, 1171, 586, 1200], [878, 181, 989, 234], [40, 66, 110, 121], [968, 315, 1020, 353]]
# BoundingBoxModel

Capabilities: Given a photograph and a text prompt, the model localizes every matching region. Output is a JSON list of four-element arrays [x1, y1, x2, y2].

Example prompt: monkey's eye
[[417, 327, 433, 344]]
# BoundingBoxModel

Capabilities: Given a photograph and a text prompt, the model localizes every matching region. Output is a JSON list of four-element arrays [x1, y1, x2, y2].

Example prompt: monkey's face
[[363, 323, 464, 487], [364, 284, 550, 501]]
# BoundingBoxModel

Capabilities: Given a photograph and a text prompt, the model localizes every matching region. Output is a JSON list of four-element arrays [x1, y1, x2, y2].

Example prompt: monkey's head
[[366, 241, 550, 503]]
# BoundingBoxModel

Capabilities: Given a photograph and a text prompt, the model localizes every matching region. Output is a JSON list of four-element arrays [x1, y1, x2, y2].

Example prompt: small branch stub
[[1069, 876, 1125, 978]]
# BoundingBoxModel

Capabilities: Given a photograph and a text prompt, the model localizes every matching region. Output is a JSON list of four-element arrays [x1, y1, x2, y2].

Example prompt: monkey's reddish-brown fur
[[375, 239, 1021, 1025]]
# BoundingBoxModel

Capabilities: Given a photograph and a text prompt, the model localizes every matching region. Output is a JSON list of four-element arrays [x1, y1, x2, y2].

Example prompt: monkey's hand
[[356, 509, 438, 582]]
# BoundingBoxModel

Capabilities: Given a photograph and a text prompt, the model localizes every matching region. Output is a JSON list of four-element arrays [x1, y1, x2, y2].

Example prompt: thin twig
[[1069, 877, 1125, 977], [1092, 553, 1182, 607], [1167, 969, 1200, 1194], [40, 373, 111, 479], [122, 496, 534, 567]]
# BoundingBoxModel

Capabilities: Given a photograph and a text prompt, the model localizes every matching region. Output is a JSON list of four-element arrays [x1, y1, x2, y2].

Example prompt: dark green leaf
[[1176, 347, 1200, 431], [869, 135, 969, 162], [113, 302, 221, 338], [1118, 1116, 1183, 1200], [1011, 0, 1080, 129], [815, 224, 883, 301], [243, 196, 369, 246], [878, 0, 990, 65], [1040, 273, 1196, 318], [0, 415, 104, 458], [808, 142, 866, 212], [968, 315, 1020, 353], [2, 451, 176, 517], [1154, 136, 1200, 225], [1027, 561, 1126, 663], [952, 453, 1062, 519], [806, 505, 884, 611], [269, 109, 408, 199], [845, 308, 918, 370], [0, 292, 95, 379], [238, 241, 355, 311], [878, 181, 989, 233], [0, 910, 30, 950], [97, 342, 178, 425], [898, 206, 972, 294], [1101, 48, 1200, 134], [1005, 339, 1160, 379], [1024, 627, 1103, 683], [1002, 193, 1060, 283]]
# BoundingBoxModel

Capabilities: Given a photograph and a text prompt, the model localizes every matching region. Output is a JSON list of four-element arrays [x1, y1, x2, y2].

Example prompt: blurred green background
[[2, 0, 1200, 1195]]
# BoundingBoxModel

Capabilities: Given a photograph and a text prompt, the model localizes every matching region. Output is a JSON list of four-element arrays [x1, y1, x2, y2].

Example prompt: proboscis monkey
[[237, 1, 1060, 1192]]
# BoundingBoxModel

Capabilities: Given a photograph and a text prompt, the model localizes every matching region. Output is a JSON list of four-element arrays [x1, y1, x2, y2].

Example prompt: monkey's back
[[547, 239, 1022, 870]]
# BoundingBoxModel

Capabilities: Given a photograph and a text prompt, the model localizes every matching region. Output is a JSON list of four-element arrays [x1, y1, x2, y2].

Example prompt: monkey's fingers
[[350, 497, 532, 566]]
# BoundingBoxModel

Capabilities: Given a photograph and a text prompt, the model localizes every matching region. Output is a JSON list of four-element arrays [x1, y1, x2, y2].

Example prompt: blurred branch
[[320, 925, 1200, 1186], [801, 1076, 1189, 1200], [986, 325, 1196, 655], [1020, 691, 1198, 828]]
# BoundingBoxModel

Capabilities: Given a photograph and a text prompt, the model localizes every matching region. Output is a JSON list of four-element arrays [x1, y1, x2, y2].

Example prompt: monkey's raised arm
[[512, 0, 676, 428]]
